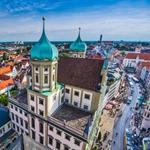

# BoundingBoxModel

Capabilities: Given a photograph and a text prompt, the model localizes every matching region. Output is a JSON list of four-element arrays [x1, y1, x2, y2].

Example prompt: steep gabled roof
[[58, 57, 104, 91]]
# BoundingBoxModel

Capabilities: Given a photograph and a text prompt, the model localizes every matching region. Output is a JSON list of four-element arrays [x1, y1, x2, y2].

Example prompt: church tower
[[30, 17, 58, 92], [28, 17, 62, 119], [69, 28, 87, 58]]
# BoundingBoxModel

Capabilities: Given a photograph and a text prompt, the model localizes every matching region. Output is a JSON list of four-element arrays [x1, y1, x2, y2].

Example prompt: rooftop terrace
[[51, 104, 93, 137]]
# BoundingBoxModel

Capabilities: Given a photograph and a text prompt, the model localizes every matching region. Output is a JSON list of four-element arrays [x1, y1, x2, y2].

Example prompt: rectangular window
[[39, 110, 44, 116], [44, 74, 48, 84], [16, 115, 18, 123], [39, 122, 43, 134], [39, 98, 44, 105], [13, 123, 15, 129], [24, 112, 27, 117], [56, 141, 60, 150], [49, 136, 53, 145], [19, 109, 22, 114], [25, 121, 28, 129], [74, 91, 79, 96], [32, 130, 35, 140], [39, 135, 44, 144], [35, 74, 39, 83], [83, 105, 88, 110], [30, 95, 34, 101], [31, 106, 35, 112], [65, 134, 71, 141], [84, 94, 90, 99], [11, 112, 14, 120], [35, 67, 38, 71], [15, 107, 18, 111], [74, 139, 81, 146], [44, 67, 48, 72], [65, 89, 70, 94], [57, 130, 61, 136], [20, 118, 23, 126], [11, 104, 13, 109], [65, 99, 69, 103], [31, 118, 35, 128], [74, 102, 78, 107], [49, 125, 53, 131]]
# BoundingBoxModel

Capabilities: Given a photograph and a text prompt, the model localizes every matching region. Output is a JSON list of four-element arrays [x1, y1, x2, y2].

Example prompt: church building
[[8, 18, 107, 150]]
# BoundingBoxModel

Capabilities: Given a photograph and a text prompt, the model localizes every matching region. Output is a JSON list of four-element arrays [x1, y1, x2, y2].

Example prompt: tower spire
[[79, 27, 81, 36], [77, 27, 82, 42], [42, 16, 45, 32]]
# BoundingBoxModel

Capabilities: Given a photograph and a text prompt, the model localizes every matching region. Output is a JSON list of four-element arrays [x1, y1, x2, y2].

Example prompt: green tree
[[120, 51, 126, 56], [3, 53, 8, 60], [92, 145, 98, 150], [0, 94, 8, 106]]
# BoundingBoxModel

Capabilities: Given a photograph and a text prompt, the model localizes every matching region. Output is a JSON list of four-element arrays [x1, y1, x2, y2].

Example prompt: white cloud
[[0, 1, 150, 41]]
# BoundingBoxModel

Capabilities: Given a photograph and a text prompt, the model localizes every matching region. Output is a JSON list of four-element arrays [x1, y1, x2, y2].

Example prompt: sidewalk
[[98, 102, 124, 150]]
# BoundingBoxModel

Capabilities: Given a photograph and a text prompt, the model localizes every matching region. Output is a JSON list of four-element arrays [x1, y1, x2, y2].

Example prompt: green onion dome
[[30, 17, 58, 61], [70, 28, 87, 52]]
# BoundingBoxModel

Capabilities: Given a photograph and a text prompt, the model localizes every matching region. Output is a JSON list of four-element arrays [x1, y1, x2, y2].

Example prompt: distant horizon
[[0, 0, 150, 41], [1, 40, 150, 43]]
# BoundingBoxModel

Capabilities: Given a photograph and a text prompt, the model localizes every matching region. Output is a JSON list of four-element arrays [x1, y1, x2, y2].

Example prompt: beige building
[[8, 18, 107, 150]]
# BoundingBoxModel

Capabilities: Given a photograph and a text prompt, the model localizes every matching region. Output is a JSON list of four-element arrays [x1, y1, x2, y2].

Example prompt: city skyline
[[1, 0, 150, 41]]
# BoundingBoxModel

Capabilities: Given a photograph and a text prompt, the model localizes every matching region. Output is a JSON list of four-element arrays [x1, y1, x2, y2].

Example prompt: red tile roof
[[140, 62, 150, 69], [0, 79, 14, 90], [125, 53, 150, 60], [0, 66, 12, 75]]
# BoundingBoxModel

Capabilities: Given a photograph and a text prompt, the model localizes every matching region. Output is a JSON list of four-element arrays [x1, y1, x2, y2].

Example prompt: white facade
[[9, 103, 29, 135], [0, 121, 11, 137], [107, 79, 121, 101], [65, 85, 93, 111], [47, 125, 83, 150]]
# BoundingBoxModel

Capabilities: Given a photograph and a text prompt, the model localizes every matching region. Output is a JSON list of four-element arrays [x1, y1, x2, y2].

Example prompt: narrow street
[[111, 81, 140, 150]]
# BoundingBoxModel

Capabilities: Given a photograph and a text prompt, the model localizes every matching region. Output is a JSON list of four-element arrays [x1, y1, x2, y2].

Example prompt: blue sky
[[0, 0, 150, 41]]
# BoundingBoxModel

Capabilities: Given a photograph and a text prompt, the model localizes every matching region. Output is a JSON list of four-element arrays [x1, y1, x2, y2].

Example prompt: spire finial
[[42, 16, 45, 31], [79, 27, 81, 34]]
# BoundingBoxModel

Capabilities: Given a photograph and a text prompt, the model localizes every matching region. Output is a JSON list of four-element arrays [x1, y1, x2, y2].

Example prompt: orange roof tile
[[0, 79, 14, 90], [0, 66, 12, 75], [125, 53, 150, 60], [140, 62, 150, 69]]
